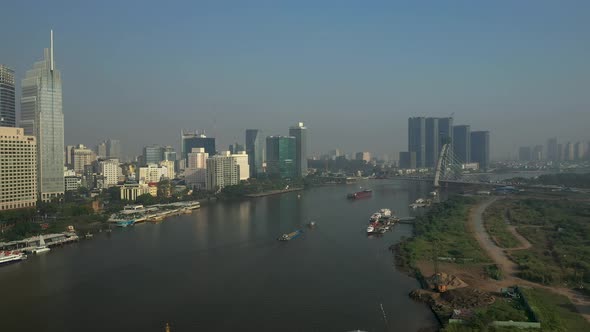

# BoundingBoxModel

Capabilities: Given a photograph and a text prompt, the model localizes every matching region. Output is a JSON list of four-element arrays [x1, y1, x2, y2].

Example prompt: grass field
[[521, 287, 590, 332], [483, 201, 520, 248]]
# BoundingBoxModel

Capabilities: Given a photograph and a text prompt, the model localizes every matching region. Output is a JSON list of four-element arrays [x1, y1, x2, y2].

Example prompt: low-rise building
[[137, 163, 167, 184], [119, 183, 150, 201], [64, 176, 82, 192]]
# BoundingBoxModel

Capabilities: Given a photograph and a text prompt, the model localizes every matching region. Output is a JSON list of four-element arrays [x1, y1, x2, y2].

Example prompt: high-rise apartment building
[[408, 117, 426, 168], [96, 141, 107, 159], [289, 122, 308, 177], [355, 152, 371, 162], [565, 142, 575, 161], [425, 118, 439, 168], [245, 129, 264, 177], [547, 137, 558, 161], [185, 148, 208, 189], [437, 117, 453, 152], [266, 136, 296, 179], [518, 146, 532, 161], [137, 164, 167, 184], [72, 144, 96, 175], [106, 139, 121, 160], [206, 152, 239, 191], [98, 159, 120, 188], [181, 130, 216, 162], [0, 65, 16, 127], [20, 31, 64, 201], [470, 131, 490, 170], [399, 151, 416, 169], [232, 151, 250, 181], [452, 125, 471, 164], [574, 141, 587, 160], [532, 145, 543, 161], [160, 160, 175, 179], [0, 127, 37, 211]]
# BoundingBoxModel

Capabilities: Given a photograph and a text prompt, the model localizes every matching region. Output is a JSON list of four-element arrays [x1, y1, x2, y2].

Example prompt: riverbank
[[244, 187, 303, 198]]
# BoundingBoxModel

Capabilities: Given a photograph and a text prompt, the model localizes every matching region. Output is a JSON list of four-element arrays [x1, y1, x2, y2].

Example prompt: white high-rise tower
[[21, 30, 65, 201]]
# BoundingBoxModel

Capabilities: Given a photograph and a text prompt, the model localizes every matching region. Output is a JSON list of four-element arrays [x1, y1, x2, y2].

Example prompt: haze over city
[[2, 1, 589, 159]]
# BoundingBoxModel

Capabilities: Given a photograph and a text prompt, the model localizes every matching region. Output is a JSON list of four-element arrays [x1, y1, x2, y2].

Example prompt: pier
[[0, 232, 80, 251]]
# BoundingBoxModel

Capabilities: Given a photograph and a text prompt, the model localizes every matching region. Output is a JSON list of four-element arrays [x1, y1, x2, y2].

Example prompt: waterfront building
[[137, 164, 167, 184], [20, 30, 64, 202], [0, 65, 16, 127], [546, 137, 558, 161], [72, 144, 96, 175], [408, 117, 426, 168], [0, 127, 37, 211], [245, 129, 264, 177], [425, 118, 439, 168], [206, 151, 239, 191], [470, 131, 490, 170], [98, 159, 120, 188], [289, 122, 308, 177], [452, 125, 471, 164], [185, 148, 208, 189], [181, 130, 216, 163], [266, 136, 296, 179], [355, 152, 371, 162], [399, 151, 416, 169]]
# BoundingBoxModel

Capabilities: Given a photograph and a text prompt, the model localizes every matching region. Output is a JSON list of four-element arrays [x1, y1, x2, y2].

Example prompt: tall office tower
[[574, 141, 587, 160], [106, 139, 121, 160], [185, 148, 208, 189], [289, 122, 308, 177], [452, 125, 471, 164], [565, 142, 575, 161], [142, 145, 163, 165], [518, 146, 532, 161], [557, 144, 564, 161], [355, 152, 371, 162], [245, 129, 264, 177], [65, 145, 75, 168], [20, 31, 65, 202], [96, 141, 107, 159], [546, 138, 558, 161], [425, 118, 439, 168], [0, 65, 16, 127], [437, 117, 454, 152], [72, 144, 97, 175], [0, 127, 37, 211], [470, 131, 490, 170], [266, 136, 296, 179], [532, 145, 543, 161], [408, 117, 426, 168], [205, 151, 239, 191], [181, 130, 216, 162], [399, 151, 416, 169], [98, 159, 120, 188]]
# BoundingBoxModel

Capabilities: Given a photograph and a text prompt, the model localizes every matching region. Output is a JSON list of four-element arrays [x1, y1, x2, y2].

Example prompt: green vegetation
[[398, 195, 490, 267], [520, 287, 590, 332], [502, 198, 590, 289], [510, 172, 590, 188], [484, 264, 503, 280], [483, 202, 520, 248]]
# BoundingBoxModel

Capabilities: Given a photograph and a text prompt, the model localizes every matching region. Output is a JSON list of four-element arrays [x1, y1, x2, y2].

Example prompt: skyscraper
[[519, 147, 532, 161], [181, 130, 216, 162], [106, 139, 121, 160], [96, 141, 107, 159], [266, 136, 296, 179], [547, 138, 558, 161], [0, 65, 16, 127], [206, 151, 239, 191], [245, 129, 264, 177], [408, 117, 426, 168], [20, 30, 65, 201], [425, 118, 439, 168], [289, 122, 308, 177], [143, 145, 164, 165], [470, 131, 490, 170], [0, 127, 37, 210], [452, 125, 471, 164], [532, 145, 543, 161]]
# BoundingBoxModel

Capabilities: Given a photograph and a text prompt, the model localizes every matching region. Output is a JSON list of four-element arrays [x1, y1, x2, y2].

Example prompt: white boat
[[0, 251, 27, 265], [379, 209, 392, 217], [366, 225, 375, 234], [31, 235, 50, 254]]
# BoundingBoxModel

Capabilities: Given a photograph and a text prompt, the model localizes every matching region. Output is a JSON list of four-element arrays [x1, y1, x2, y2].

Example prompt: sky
[[1, 0, 589, 160]]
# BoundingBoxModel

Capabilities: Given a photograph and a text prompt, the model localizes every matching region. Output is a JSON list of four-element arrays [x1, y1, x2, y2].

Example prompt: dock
[[245, 188, 303, 198], [0, 232, 79, 251]]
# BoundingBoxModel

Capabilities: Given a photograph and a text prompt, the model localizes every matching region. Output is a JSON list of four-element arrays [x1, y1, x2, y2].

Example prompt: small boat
[[278, 230, 303, 241], [31, 235, 50, 254], [85, 232, 93, 239]]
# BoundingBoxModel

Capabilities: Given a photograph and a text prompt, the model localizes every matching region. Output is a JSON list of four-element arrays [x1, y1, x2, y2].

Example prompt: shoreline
[[244, 187, 304, 198]]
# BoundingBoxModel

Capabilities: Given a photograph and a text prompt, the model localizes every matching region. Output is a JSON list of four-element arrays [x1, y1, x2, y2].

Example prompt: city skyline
[[1, 2, 589, 159]]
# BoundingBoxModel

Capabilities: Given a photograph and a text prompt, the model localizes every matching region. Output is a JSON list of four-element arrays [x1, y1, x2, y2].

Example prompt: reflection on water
[[0, 180, 439, 332]]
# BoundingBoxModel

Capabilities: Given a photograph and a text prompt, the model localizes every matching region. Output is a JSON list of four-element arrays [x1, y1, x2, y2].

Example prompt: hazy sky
[[2, 0, 589, 160]]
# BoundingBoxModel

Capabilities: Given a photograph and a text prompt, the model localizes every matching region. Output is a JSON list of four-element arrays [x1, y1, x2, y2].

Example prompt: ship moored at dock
[[366, 209, 398, 234]]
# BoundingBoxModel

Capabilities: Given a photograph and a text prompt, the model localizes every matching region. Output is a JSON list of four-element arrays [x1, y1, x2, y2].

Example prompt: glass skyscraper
[[245, 129, 264, 177], [0, 65, 16, 127], [20, 31, 64, 201], [181, 130, 216, 162], [425, 118, 439, 168], [408, 117, 426, 168], [288, 122, 307, 177], [470, 131, 490, 170], [266, 136, 296, 179], [452, 125, 471, 164]]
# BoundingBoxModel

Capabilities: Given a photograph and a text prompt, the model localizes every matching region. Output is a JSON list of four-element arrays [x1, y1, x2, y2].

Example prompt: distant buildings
[[408, 117, 426, 168], [0, 65, 16, 127], [143, 145, 164, 165], [437, 117, 454, 152], [266, 136, 296, 178], [245, 129, 264, 177], [518, 146, 532, 161], [181, 130, 215, 163], [98, 159, 121, 188], [399, 151, 416, 169], [233, 151, 250, 181], [96, 141, 107, 159], [185, 148, 208, 189], [206, 151, 240, 191], [21, 30, 64, 202], [72, 144, 96, 175], [425, 118, 439, 168], [0, 127, 37, 211], [355, 152, 371, 162], [546, 137, 558, 161], [137, 164, 167, 183], [470, 131, 490, 170], [452, 125, 471, 164], [289, 122, 308, 177], [532, 145, 543, 161]]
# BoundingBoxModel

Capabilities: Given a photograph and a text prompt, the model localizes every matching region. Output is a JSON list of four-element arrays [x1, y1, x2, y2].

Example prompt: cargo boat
[[347, 189, 373, 199], [278, 230, 303, 241]]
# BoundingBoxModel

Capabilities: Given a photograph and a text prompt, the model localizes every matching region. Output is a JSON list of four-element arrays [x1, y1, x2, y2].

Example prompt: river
[[0, 180, 439, 332]]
